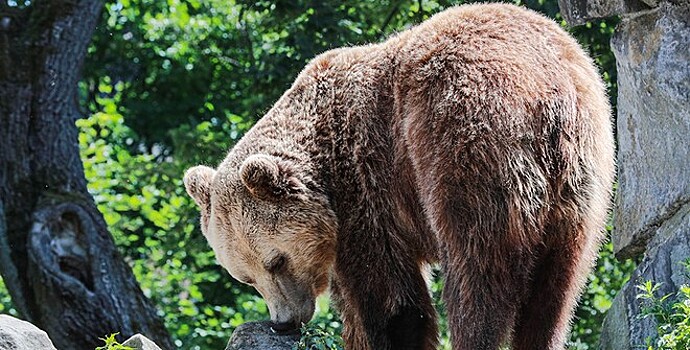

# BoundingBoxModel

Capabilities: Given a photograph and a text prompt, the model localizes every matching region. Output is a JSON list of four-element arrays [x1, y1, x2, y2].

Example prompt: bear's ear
[[184, 165, 217, 208], [240, 155, 306, 200]]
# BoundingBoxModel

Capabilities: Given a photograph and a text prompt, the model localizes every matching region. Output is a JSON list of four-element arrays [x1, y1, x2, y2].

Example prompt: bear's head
[[184, 154, 337, 331]]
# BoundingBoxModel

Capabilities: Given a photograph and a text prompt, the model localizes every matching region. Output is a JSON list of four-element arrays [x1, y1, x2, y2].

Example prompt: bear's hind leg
[[442, 242, 532, 350], [411, 163, 538, 349], [511, 216, 603, 350], [426, 188, 537, 349]]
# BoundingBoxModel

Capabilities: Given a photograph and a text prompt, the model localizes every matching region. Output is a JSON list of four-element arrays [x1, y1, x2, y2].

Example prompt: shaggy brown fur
[[184, 3, 614, 350]]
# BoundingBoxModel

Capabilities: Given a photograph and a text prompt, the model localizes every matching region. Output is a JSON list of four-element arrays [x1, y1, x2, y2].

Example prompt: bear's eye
[[239, 276, 254, 285], [266, 254, 287, 274]]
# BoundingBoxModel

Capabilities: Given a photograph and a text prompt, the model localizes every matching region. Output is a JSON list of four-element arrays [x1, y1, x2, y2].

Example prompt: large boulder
[[611, 0, 690, 259], [225, 322, 300, 350], [0, 314, 57, 350], [556, 0, 690, 349]]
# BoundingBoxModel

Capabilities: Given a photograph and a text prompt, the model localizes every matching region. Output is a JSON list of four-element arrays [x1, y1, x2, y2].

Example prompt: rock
[[597, 291, 630, 350], [611, 1, 690, 258], [557, 0, 650, 25], [599, 203, 690, 350], [555, 0, 690, 349], [225, 322, 300, 350], [0, 314, 57, 350], [122, 333, 163, 350]]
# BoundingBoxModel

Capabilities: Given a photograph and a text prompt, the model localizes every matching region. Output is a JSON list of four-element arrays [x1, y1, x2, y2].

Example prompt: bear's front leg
[[332, 241, 438, 350]]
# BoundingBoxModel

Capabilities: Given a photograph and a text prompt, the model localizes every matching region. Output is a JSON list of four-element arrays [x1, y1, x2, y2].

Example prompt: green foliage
[[84, 0, 619, 151], [636, 260, 690, 350], [95, 333, 134, 350], [291, 295, 344, 349], [0, 277, 16, 316], [430, 269, 452, 349], [78, 93, 266, 349], [294, 322, 345, 350]]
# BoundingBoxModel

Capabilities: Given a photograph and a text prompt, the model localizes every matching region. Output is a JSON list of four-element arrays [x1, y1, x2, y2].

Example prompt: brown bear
[[183, 3, 614, 350]]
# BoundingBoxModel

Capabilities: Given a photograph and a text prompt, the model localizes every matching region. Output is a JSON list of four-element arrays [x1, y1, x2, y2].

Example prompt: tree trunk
[[0, 1, 172, 349]]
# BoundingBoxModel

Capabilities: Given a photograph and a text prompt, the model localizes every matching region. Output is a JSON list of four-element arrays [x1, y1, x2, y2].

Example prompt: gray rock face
[[225, 322, 300, 350], [612, 1, 690, 258], [122, 333, 163, 350], [557, 0, 650, 25], [557, 1, 690, 349], [599, 204, 690, 350], [0, 314, 57, 350]]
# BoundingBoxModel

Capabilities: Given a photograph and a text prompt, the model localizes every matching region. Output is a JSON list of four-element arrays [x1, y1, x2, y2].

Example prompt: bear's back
[[395, 4, 592, 103]]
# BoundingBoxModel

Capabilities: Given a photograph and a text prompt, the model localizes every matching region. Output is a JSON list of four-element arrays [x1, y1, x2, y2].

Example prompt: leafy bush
[[637, 260, 690, 350], [294, 322, 344, 350], [293, 295, 344, 349]]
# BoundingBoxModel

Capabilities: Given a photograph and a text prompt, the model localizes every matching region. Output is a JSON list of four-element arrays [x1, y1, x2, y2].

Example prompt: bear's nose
[[270, 320, 300, 334]]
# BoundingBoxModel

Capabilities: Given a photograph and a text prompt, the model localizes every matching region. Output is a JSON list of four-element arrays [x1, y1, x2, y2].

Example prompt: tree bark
[[0, 1, 172, 349]]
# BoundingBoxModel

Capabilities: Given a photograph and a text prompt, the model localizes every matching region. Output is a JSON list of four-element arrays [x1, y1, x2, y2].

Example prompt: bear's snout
[[266, 290, 315, 333]]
